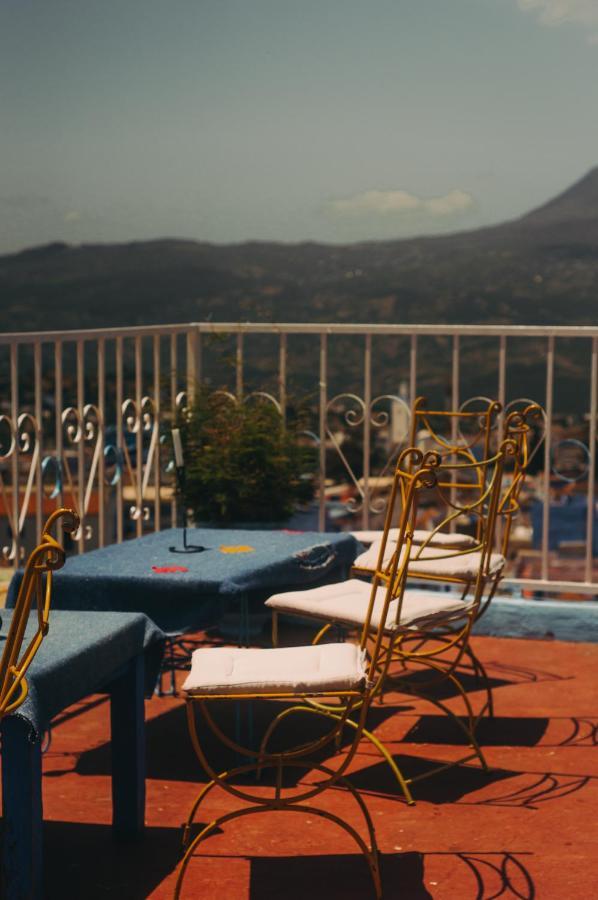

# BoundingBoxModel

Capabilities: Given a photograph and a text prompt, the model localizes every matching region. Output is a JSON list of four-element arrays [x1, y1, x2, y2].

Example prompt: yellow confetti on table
[[219, 544, 255, 554]]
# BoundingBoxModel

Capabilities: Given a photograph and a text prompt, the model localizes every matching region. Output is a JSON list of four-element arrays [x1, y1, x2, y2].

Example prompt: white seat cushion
[[408, 551, 505, 580], [353, 541, 461, 572], [351, 529, 477, 549], [266, 579, 472, 634], [353, 540, 504, 581], [182, 642, 368, 696]]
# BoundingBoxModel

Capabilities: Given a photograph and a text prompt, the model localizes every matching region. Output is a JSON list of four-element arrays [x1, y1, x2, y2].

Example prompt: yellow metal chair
[[266, 442, 514, 801], [173, 450, 438, 899], [352, 395, 502, 561], [351, 400, 544, 719], [398, 402, 545, 718], [0, 508, 78, 719]]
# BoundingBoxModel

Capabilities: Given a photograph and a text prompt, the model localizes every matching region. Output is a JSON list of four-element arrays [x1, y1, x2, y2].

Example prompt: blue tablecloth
[[1, 609, 165, 739], [7, 527, 360, 632]]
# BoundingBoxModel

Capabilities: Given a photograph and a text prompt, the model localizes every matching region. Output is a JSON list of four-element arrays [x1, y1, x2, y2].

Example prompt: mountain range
[[1, 167, 598, 335]]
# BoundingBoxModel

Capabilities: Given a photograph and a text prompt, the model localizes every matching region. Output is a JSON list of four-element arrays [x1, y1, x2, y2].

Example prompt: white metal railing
[[1, 321, 597, 596]]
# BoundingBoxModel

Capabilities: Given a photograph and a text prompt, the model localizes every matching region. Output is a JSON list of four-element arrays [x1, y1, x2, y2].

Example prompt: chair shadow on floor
[[42, 820, 538, 900], [345, 755, 518, 804], [76, 698, 408, 784], [253, 848, 536, 899], [249, 851, 432, 899], [402, 715, 550, 747], [42, 820, 181, 900], [387, 668, 513, 703]]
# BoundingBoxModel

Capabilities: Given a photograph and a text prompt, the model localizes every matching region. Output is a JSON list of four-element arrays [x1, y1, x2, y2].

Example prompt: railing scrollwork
[[121, 395, 159, 523], [0, 413, 41, 560]]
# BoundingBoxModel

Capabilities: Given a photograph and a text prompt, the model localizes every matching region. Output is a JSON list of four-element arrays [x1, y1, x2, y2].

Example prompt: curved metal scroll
[[0, 413, 41, 561]]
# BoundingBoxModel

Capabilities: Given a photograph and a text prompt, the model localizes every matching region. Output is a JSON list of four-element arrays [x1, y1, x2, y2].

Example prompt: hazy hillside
[[1, 168, 598, 334]]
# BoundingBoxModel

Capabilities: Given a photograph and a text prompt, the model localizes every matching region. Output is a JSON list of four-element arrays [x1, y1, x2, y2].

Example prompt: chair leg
[[255, 703, 344, 778], [405, 688, 489, 774], [176, 796, 381, 899], [254, 703, 415, 806], [182, 762, 258, 849], [460, 644, 495, 721]]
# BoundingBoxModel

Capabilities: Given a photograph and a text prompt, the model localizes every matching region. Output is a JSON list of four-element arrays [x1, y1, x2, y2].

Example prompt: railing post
[[97, 337, 106, 548], [54, 341, 64, 536], [186, 328, 200, 403], [134, 336, 143, 539], [76, 339, 85, 553], [153, 335, 161, 533], [362, 334, 372, 529], [585, 337, 597, 583], [279, 332, 287, 423], [236, 333, 244, 400], [450, 335, 460, 531], [10, 343, 20, 566], [170, 333, 178, 528], [116, 336, 124, 544], [33, 341, 42, 544], [409, 334, 417, 406], [498, 335, 507, 414], [318, 333, 327, 532], [541, 336, 555, 582]]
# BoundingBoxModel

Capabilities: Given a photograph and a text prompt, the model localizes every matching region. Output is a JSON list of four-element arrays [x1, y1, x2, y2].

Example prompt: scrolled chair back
[[358, 440, 515, 670], [408, 438, 515, 569], [0, 508, 78, 719], [498, 403, 546, 552], [359, 447, 441, 682], [409, 395, 502, 466]]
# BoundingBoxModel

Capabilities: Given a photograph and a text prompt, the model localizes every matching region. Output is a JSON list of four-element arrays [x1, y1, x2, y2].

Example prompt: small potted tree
[[177, 388, 315, 527]]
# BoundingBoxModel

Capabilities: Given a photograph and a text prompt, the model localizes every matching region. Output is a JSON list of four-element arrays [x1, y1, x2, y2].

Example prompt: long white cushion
[[408, 551, 505, 579], [266, 579, 472, 634], [352, 529, 477, 549], [353, 540, 504, 581], [182, 642, 368, 695]]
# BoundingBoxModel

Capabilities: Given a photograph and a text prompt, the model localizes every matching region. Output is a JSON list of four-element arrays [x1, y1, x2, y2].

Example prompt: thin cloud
[[517, 0, 598, 42], [328, 188, 473, 218], [0, 194, 50, 210], [423, 189, 474, 216]]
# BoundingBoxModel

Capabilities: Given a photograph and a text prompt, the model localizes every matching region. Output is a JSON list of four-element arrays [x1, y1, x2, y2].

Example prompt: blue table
[[0, 609, 164, 900], [7, 527, 360, 634]]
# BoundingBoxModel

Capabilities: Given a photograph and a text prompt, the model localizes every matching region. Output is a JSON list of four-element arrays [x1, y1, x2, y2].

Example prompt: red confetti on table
[[151, 565, 189, 573]]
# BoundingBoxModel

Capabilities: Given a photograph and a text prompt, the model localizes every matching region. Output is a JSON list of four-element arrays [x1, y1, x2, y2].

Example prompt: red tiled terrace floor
[[7, 632, 598, 899]]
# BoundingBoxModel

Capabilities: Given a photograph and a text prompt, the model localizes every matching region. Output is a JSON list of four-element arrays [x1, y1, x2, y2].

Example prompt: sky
[[1, 0, 598, 254]]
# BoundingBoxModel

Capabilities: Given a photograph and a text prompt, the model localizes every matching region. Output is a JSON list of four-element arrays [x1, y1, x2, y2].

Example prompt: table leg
[[1, 717, 43, 900], [109, 653, 145, 840]]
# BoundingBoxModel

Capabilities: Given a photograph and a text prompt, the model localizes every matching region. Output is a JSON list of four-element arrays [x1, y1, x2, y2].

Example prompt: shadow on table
[[43, 820, 180, 899]]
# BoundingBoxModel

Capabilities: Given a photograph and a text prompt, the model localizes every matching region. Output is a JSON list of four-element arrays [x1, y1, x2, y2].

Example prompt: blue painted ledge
[[473, 597, 598, 643]]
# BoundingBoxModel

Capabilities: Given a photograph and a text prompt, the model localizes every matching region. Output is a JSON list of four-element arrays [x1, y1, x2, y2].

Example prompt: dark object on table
[[170, 430, 205, 554]]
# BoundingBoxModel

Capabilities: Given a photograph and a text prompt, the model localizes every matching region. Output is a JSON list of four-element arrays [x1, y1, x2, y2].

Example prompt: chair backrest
[[498, 402, 546, 554], [0, 508, 78, 719], [358, 441, 513, 680], [406, 444, 511, 575], [359, 447, 441, 682], [408, 396, 502, 465]]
